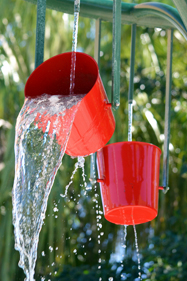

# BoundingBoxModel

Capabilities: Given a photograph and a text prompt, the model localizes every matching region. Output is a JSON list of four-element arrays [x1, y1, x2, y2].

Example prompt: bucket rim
[[24, 51, 99, 98], [99, 141, 162, 154]]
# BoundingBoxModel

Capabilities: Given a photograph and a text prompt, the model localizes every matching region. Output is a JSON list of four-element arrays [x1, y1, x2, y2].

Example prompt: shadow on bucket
[[24, 52, 115, 157], [97, 141, 163, 225]]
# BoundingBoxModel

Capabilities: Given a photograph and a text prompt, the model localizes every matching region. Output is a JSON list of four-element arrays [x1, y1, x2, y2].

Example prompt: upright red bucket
[[97, 141, 162, 225], [24, 52, 115, 156]]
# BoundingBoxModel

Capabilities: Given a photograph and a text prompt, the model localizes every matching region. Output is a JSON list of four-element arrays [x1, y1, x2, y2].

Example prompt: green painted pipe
[[162, 29, 173, 194], [128, 24, 136, 104], [25, 0, 187, 38], [35, 0, 46, 68], [112, 0, 121, 110]]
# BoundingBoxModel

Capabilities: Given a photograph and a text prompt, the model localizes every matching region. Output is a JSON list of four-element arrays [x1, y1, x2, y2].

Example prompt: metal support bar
[[112, 0, 121, 110], [25, 0, 187, 39], [89, 19, 102, 185], [35, 0, 46, 68], [94, 19, 101, 68], [128, 24, 136, 104], [128, 24, 136, 142], [162, 29, 173, 194]]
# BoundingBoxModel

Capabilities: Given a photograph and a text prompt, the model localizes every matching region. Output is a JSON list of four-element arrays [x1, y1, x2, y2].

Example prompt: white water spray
[[13, 94, 84, 280]]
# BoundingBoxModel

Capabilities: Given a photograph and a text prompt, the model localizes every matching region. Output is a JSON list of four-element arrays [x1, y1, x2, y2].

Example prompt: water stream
[[128, 100, 142, 279], [133, 224, 142, 280], [12, 94, 84, 281], [60, 156, 86, 198], [128, 102, 133, 142], [122, 225, 128, 253], [69, 0, 80, 95]]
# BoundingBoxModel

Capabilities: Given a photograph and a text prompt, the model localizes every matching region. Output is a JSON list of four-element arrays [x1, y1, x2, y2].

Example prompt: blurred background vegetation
[[0, 0, 187, 280]]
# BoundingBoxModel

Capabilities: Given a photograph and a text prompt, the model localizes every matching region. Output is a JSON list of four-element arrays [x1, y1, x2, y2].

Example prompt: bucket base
[[105, 206, 157, 225]]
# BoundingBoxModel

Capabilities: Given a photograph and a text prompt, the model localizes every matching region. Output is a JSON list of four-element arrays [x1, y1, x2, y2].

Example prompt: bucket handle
[[97, 178, 105, 183]]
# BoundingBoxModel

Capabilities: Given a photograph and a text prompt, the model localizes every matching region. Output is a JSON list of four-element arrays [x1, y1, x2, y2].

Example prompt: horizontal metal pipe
[[25, 0, 187, 38]]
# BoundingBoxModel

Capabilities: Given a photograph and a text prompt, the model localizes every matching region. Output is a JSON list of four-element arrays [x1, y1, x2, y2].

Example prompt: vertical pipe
[[128, 24, 136, 142], [112, 0, 121, 110], [94, 19, 101, 68], [35, 0, 46, 69], [162, 29, 173, 193], [90, 19, 101, 185]]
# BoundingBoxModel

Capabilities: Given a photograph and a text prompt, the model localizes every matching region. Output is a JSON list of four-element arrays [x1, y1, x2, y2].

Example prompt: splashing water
[[70, 0, 80, 95], [60, 156, 85, 198], [12, 93, 84, 281], [133, 225, 142, 280], [78, 156, 88, 195]]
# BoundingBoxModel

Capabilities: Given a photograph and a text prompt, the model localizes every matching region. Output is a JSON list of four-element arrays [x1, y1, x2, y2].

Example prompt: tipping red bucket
[[24, 52, 115, 156], [97, 141, 162, 225]]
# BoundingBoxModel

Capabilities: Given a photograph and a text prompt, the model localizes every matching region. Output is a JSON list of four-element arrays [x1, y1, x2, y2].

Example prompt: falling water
[[12, 93, 84, 281], [128, 99, 141, 279], [70, 0, 80, 95], [120, 225, 128, 279], [72, 0, 80, 52], [95, 194, 103, 273], [133, 224, 142, 280], [122, 225, 128, 252], [60, 156, 86, 198], [124, 225, 128, 248], [128, 102, 133, 142], [78, 156, 88, 195]]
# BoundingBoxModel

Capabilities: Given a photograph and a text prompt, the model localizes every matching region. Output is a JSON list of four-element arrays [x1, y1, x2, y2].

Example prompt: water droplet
[[49, 246, 53, 252], [53, 207, 58, 212]]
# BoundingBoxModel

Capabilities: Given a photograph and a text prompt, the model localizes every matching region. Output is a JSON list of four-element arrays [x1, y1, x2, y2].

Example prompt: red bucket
[[24, 52, 115, 156], [97, 141, 162, 225]]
